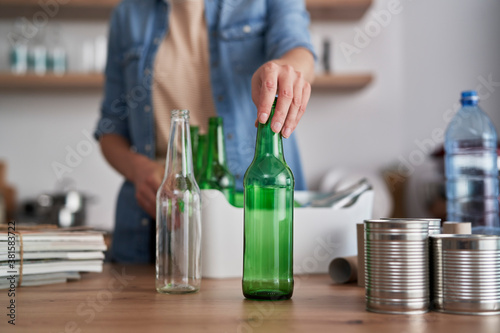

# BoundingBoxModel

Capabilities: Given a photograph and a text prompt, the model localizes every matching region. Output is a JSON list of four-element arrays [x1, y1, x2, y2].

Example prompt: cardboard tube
[[0, 186, 16, 221], [442, 222, 472, 234], [329, 256, 358, 284], [357, 223, 365, 287]]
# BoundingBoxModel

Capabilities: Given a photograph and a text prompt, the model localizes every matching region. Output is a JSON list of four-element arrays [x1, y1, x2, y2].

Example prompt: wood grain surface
[[2, 264, 499, 333]]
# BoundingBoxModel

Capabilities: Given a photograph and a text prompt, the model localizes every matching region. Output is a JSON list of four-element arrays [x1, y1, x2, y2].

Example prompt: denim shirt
[[95, 0, 315, 263]]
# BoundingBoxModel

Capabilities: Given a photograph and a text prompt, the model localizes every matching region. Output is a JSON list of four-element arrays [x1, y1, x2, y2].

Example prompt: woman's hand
[[131, 155, 164, 218], [100, 134, 165, 218], [251, 49, 314, 139]]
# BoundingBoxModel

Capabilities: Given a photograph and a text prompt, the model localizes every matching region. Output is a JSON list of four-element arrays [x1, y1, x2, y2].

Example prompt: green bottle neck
[[190, 125, 199, 152], [254, 104, 285, 161], [196, 134, 207, 164], [207, 118, 228, 169]]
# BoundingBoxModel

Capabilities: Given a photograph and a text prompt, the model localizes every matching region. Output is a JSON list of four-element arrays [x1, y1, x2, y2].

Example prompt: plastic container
[[445, 90, 499, 235], [201, 189, 374, 278]]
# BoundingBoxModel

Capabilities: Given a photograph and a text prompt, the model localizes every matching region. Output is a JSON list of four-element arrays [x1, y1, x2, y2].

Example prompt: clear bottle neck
[[460, 91, 479, 107], [165, 110, 195, 177], [461, 100, 479, 107]]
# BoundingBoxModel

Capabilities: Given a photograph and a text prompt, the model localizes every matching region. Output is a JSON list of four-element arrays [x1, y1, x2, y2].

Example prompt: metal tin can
[[430, 234, 500, 315], [365, 219, 431, 314]]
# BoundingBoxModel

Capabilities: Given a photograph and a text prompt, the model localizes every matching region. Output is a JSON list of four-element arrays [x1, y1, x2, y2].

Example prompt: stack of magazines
[[0, 229, 106, 288]]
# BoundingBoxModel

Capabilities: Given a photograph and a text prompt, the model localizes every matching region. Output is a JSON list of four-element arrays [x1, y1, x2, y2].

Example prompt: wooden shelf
[[312, 73, 373, 90], [306, 0, 372, 20], [0, 0, 371, 20], [0, 73, 103, 91], [0, 0, 119, 20], [0, 73, 372, 91], [0, 0, 118, 6]]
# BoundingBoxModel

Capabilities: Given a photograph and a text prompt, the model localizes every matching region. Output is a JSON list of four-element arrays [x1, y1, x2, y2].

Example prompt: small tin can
[[430, 234, 500, 315]]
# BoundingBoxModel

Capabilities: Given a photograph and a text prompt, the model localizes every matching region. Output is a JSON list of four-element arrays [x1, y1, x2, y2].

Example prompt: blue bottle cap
[[461, 90, 479, 105]]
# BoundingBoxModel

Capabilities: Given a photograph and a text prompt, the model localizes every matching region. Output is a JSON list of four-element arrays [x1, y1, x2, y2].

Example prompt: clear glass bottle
[[242, 97, 294, 300], [156, 110, 202, 294], [28, 26, 47, 76], [198, 117, 236, 204], [46, 23, 67, 76], [10, 19, 29, 75]]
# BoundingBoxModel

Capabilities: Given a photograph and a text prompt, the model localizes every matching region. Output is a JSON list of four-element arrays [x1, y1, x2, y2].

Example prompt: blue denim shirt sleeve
[[94, 8, 131, 142], [265, 0, 316, 61]]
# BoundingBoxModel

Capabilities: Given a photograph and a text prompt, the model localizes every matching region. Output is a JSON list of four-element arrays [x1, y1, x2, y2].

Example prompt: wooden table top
[[5, 264, 500, 333]]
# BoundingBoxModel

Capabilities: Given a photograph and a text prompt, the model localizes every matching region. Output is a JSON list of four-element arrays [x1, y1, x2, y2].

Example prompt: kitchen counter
[[8, 264, 499, 333]]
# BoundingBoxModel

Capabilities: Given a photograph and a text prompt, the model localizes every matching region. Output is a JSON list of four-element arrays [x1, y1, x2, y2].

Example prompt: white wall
[[303, 0, 406, 188], [0, 92, 123, 230], [401, 0, 500, 153], [0, 21, 121, 230], [302, 0, 500, 189], [0, 0, 499, 230]]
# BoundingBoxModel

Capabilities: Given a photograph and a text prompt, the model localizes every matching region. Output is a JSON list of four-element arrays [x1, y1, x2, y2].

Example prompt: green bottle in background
[[242, 97, 294, 300], [233, 191, 244, 208], [195, 134, 208, 181], [190, 125, 199, 162], [198, 117, 235, 204]]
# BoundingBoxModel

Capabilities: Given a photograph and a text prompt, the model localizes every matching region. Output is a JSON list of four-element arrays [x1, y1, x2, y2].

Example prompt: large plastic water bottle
[[445, 90, 499, 234]]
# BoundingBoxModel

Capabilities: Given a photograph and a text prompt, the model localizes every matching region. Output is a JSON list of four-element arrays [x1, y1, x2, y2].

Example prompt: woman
[[95, 0, 315, 263]]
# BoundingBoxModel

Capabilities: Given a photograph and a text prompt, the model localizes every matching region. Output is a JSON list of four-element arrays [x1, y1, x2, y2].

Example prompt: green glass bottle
[[195, 134, 208, 181], [198, 117, 235, 204], [190, 125, 199, 162], [242, 97, 294, 300], [233, 191, 244, 208]]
